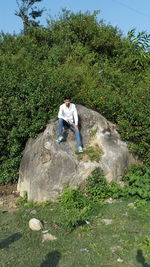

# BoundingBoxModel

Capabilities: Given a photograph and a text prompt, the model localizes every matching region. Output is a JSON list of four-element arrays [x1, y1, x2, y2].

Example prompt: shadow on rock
[[40, 251, 61, 267], [136, 249, 150, 267], [0, 232, 22, 249]]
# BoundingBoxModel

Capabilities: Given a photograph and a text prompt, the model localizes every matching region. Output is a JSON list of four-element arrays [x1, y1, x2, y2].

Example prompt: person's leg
[[58, 118, 64, 137], [74, 129, 82, 147], [56, 118, 64, 142], [69, 124, 82, 148]]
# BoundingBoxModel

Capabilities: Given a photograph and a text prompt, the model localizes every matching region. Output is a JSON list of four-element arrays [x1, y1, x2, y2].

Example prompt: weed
[[16, 191, 28, 206], [107, 181, 123, 199], [76, 144, 103, 162], [134, 199, 147, 208], [59, 188, 92, 230], [138, 236, 150, 261], [85, 168, 110, 201], [86, 144, 103, 162], [1, 198, 150, 266], [122, 164, 150, 200], [59, 188, 90, 210], [89, 129, 97, 138], [85, 168, 124, 202]]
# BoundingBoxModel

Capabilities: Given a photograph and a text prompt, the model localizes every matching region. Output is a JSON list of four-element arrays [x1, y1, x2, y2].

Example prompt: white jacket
[[58, 103, 78, 125]]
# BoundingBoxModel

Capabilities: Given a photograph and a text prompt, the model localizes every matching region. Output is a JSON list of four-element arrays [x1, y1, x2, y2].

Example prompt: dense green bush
[[57, 165, 150, 230], [85, 168, 123, 201], [85, 168, 110, 201], [59, 188, 91, 230], [0, 10, 150, 184], [59, 187, 90, 209], [123, 164, 150, 199], [86, 166, 150, 201]]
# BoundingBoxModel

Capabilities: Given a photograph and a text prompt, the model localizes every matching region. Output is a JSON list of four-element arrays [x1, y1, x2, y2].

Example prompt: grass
[[76, 144, 103, 162], [1, 200, 150, 266]]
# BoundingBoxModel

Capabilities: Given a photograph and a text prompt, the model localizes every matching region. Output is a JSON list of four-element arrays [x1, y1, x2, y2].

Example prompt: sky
[[0, 0, 150, 37]]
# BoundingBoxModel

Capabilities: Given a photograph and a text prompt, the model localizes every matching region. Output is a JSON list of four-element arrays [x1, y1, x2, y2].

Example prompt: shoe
[[56, 136, 63, 143], [77, 146, 83, 153]]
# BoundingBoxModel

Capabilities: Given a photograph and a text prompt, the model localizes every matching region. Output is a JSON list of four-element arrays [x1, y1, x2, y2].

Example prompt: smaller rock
[[29, 218, 43, 231], [101, 219, 113, 225], [117, 258, 124, 263], [42, 233, 57, 242], [128, 203, 136, 209], [104, 198, 113, 204], [110, 245, 121, 253]]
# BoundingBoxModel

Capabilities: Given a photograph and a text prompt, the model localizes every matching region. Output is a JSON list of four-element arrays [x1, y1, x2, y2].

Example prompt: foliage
[[76, 144, 103, 162], [85, 168, 123, 201], [16, 191, 28, 206], [107, 181, 124, 199], [122, 164, 150, 200], [85, 168, 110, 201], [0, 9, 150, 184], [2, 200, 150, 266], [58, 205, 91, 231], [15, 0, 45, 33], [141, 236, 150, 250], [59, 187, 90, 210], [83, 163, 150, 203], [85, 145, 103, 162], [59, 188, 91, 230], [57, 164, 150, 229], [127, 28, 150, 51]]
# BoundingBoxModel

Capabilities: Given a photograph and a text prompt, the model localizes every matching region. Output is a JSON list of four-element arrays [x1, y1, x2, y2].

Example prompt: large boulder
[[17, 105, 137, 202]]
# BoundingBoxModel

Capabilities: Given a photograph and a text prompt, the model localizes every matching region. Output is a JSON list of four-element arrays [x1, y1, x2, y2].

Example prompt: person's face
[[64, 99, 71, 107]]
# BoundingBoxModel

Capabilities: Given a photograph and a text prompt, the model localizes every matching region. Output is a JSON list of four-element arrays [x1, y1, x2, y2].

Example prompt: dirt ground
[[0, 183, 20, 211]]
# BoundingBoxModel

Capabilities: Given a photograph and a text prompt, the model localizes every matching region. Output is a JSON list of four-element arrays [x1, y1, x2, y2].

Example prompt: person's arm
[[58, 105, 65, 120], [58, 104, 69, 122], [73, 105, 78, 129]]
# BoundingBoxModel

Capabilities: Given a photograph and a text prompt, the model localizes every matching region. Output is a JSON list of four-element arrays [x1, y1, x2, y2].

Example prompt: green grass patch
[[76, 144, 103, 162], [1, 200, 150, 266], [89, 129, 97, 138]]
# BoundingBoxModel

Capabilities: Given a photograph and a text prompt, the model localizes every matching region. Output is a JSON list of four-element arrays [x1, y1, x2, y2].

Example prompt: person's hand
[[74, 125, 78, 131], [68, 120, 73, 125]]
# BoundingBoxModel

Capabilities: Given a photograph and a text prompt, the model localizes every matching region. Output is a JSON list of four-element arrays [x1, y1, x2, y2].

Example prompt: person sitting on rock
[[56, 96, 83, 152]]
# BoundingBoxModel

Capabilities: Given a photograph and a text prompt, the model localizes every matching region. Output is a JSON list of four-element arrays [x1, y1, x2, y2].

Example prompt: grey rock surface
[[17, 105, 137, 202]]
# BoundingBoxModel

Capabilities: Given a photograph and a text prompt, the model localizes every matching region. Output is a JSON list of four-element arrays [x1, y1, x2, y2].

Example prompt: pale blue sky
[[0, 0, 150, 37]]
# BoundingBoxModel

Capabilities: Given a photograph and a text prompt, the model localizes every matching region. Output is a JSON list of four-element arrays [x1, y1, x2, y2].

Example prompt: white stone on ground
[[29, 218, 43, 231], [42, 233, 57, 242]]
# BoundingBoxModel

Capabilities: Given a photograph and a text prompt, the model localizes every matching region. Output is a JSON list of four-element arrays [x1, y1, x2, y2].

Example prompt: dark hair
[[63, 96, 71, 101]]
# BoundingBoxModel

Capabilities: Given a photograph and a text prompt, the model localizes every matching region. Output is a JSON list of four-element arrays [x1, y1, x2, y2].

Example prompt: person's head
[[63, 96, 71, 107]]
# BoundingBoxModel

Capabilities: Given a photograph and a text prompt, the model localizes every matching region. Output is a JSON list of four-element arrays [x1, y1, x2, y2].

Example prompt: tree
[[15, 0, 45, 33]]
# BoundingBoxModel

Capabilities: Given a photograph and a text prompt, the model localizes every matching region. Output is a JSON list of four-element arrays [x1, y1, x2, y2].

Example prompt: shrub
[[122, 164, 150, 199], [85, 168, 110, 201], [85, 168, 123, 201], [59, 187, 90, 210], [0, 10, 149, 184], [108, 181, 124, 199], [57, 164, 150, 230], [59, 188, 91, 230]]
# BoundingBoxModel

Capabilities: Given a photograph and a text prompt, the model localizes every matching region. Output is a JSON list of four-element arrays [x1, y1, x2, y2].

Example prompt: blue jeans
[[58, 118, 82, 147]]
